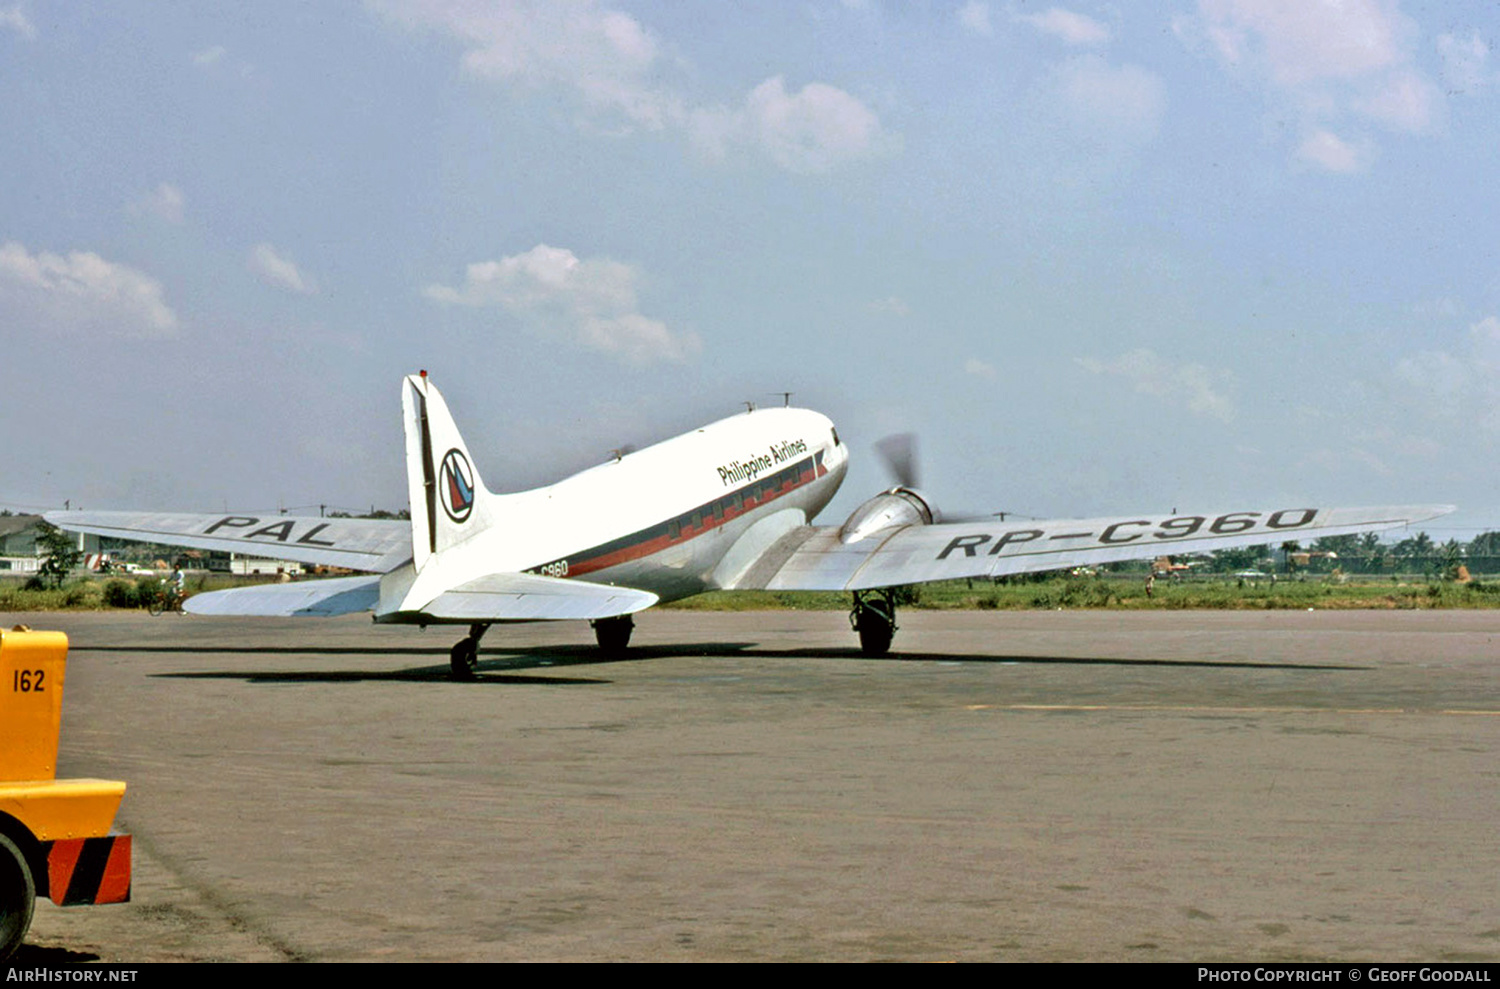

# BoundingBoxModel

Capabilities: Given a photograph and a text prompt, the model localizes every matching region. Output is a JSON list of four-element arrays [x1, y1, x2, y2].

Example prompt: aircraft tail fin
[[402, 372, 495, 571]]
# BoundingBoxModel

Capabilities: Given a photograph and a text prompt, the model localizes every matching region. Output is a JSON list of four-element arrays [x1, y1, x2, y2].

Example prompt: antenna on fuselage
[[773, 392, 792, 407], [743, 401, 756, 413]]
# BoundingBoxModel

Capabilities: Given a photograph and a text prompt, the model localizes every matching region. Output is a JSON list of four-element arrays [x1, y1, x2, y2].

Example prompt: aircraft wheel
[[593, 615, 634, 656], [449, 638, 478, 680], [856, 608, 894, 657], [0, 833, 35, 960], [851, 591, 897, 657]]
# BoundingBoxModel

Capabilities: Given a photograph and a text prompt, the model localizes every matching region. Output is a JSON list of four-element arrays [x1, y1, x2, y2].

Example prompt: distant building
[[0, 515, 78, 572]]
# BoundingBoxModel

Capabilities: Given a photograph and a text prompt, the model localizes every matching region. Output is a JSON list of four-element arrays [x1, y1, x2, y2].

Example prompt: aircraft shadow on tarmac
[[137, 643, 755, 685], [71, 641, 1363, 685]]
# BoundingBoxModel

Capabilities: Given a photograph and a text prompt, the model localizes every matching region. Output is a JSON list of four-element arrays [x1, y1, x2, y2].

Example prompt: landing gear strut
[[850, 589, 898, 657], [591, 614, 634, 656], [449, 623, 490, 680]]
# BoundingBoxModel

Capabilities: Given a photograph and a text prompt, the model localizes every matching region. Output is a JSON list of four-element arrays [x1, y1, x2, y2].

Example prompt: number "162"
[[11, 669, 45, 692]]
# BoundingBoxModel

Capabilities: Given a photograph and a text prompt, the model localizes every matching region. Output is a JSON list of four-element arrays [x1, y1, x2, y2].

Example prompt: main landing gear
[[850, 589, 898, 657], [448, 616, 635, 679], [591, 615, 634, 657], [449, 623, 490, 680]]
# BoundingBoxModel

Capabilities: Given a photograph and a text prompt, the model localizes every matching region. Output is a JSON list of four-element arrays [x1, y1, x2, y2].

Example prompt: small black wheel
[[593, 615, 634, 656], [148, 594, 165, 617], [0, 833, 35, 960], [449, 638, 478, 680], [856, 608, 894, 657]]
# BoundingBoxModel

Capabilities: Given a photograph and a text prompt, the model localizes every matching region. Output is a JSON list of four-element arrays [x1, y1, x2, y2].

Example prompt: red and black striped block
[[44, 834, 131, 906]]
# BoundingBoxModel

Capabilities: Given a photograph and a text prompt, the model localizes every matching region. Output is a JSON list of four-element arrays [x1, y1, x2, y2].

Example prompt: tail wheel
[[448, 623, 489, 680], [0, 833, 35, 960], [449, 638, 478, 680], [592, 615, 634, 656]]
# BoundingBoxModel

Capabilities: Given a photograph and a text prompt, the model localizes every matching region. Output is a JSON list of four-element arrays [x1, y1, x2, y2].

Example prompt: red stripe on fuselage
[[533, 452, 822, 578]]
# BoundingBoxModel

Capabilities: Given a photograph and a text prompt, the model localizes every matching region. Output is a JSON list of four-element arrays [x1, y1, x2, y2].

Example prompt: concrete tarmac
[[7, 608, 1499, 962]]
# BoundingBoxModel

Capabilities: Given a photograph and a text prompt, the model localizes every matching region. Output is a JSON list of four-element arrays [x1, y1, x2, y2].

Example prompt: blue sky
[[2, 1, 1495, 539]]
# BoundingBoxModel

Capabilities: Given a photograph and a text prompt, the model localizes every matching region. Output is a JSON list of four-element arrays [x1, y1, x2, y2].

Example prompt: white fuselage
[[378, 407, 849, 621]]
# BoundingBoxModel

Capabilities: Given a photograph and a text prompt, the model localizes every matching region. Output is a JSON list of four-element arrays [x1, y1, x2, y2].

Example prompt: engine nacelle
[[839, 487, 939, 544]]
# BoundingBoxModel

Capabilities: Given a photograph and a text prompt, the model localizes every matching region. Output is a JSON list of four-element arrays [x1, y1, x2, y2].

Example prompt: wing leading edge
[[42, 510, 411, 573], [732, 504, 1456, 591]]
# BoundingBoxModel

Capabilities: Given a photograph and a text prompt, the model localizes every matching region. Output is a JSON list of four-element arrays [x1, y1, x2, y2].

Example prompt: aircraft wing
[[43, 510, 411, 573], [733, 504, 1455, 591]]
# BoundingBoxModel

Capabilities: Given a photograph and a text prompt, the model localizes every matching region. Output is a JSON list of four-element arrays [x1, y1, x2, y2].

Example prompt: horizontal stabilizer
[[418, 572, 659, 622], [44, 511, 410, 573], [184, 576, 381, 617]]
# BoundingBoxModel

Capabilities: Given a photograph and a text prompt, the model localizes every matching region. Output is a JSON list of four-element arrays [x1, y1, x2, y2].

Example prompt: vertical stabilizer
[[402, 372, 495, 572]]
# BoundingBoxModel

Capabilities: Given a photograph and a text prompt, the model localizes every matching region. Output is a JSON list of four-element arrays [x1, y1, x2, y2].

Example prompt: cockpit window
[[831, 427, 840, 447]]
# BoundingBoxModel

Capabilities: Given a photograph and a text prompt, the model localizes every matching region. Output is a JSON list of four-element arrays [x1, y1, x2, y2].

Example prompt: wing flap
[[420, 572, 659, 621], [43, 511, 410, 573], [737, 505, 1456, 591], [183, 575, 381, 617]]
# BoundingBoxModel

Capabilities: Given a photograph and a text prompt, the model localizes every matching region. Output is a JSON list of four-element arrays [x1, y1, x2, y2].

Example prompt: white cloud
[[1050, 56, 1165, 145], [1394, 316, 1500, 432], [1395, 348, 1469, 398], [957, 2, 993, 37], [1438, 30, 1491, 94], [740, 76, 885, 173], [1182, 0, 1442, 167], [374, 0, 678, 130], [0, 5, 34, 39], [127, 183, 186, 224], [868, 296, 911, 316], [1353, 68, 1441, 133], [1195, 0, 1412, 86], [0, 241, 178, 337], [248, 243, 317, 295], [692, 76, 888, 173], [375, 1, 891, 173], [964, 358, 997, 378], [1019, 8, 1111, 47], [1076, 348, 1233, 420], [1296, 129, 1365, 173], [424, 244, 698, 365], [192, 45, 226, 66]]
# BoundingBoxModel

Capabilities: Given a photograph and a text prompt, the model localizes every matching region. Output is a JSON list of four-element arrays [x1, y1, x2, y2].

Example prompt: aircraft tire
[[856, 608, 894, 658], [449, 638, 478, 680], [0, 833, 35, 960], [593, 615, 634, 656]]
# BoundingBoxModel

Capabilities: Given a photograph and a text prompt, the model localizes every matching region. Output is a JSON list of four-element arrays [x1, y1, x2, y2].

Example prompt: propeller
[[874, 433, 920, 490], [871, 432, 1027, 524]]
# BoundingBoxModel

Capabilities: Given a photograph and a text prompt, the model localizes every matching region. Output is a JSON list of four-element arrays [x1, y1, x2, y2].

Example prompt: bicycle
[[148, 586, 185, 616]]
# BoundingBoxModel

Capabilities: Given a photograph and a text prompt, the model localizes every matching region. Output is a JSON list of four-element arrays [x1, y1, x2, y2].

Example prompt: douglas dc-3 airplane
[[48, 372, 1452, 679]]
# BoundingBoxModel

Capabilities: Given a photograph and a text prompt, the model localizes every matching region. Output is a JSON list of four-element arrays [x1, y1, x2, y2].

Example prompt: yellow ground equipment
[[0, 627, 131, 959]]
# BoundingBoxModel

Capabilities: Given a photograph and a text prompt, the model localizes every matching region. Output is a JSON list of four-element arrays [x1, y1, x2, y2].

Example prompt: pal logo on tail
[[440, 448, 474, 523]]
